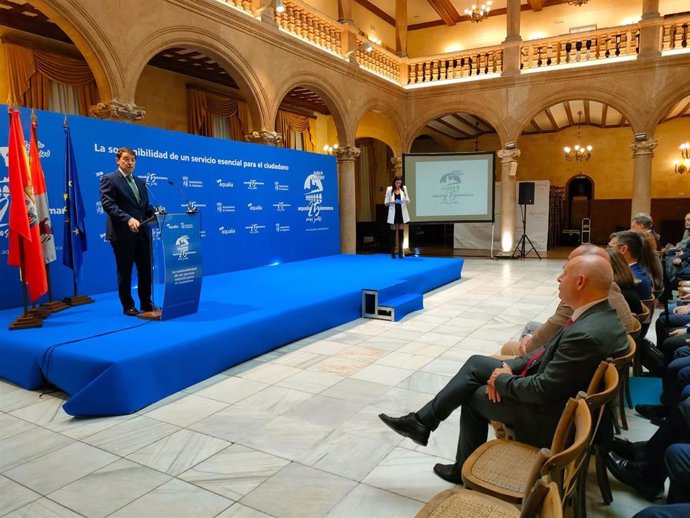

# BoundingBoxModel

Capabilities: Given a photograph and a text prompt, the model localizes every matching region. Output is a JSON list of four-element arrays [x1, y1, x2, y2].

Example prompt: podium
[[138, 212, 203, 321]]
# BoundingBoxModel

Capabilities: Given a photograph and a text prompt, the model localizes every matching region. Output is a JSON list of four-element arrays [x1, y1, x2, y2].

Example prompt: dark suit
[[630, 262, 653, 300], [100, 170, 155, 311], [416, 300, 628, 467]]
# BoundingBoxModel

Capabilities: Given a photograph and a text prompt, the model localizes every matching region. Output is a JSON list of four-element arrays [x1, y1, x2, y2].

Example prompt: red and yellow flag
[[7, 108, 47, 303]]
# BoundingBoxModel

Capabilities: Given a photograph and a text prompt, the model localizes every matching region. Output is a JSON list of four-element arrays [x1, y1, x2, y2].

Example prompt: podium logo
[[299, 170, 333, 223], [244, 179, 264, 190], [173, 235, 198, 260], [245, 223, 265, 234], [218, 226, 236, 235], [216, 179, 234, 188], [247, 203, 263, 212], [142, 172, 168, 186], [274, 181, 289, 191], [0, 176, 9, 233], [275, 223, 290, 233], [216, 202, 236, 213], [437, 171, 463, 204], [273, 201, 291, 212]]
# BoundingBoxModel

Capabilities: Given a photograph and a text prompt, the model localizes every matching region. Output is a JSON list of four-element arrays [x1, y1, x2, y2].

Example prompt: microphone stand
[[168, 180, 198, 214]]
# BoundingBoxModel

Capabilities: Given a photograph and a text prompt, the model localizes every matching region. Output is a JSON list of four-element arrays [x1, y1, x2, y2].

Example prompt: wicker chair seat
[[463, 440, 541, 501], [416, 487, 520, 518]]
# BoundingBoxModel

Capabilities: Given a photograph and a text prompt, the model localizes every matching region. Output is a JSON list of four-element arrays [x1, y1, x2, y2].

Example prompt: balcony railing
[[275, 0, 342, 55], [406, 46, 503, 85], [355, 37, 400, 83], [521, 26, 639, 71], [662, 15, 690, 52]]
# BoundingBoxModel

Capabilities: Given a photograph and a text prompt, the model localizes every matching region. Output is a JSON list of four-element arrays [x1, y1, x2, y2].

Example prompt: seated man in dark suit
[[609, 230, 653, 300], [379, 254, 629, 484]]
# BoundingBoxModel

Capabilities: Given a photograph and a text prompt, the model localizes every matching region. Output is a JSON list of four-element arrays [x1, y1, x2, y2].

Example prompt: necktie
[[520, 318, 574, 376], [126, 175, 141, 203]]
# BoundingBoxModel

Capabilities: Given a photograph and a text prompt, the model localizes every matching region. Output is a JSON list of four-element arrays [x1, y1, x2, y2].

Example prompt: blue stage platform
[[0, 254, 463, 416]]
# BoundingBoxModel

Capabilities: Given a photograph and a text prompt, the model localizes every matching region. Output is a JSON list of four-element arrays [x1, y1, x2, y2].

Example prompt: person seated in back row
[[609, 230, 653, 300]]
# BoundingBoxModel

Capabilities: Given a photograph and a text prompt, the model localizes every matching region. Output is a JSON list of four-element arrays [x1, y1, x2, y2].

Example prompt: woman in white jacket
[[384, 175, 411, 258]]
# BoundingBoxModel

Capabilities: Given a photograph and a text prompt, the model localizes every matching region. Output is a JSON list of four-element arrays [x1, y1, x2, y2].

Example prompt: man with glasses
[[608, 231, 652, 300], [100, 147, 157, 316]]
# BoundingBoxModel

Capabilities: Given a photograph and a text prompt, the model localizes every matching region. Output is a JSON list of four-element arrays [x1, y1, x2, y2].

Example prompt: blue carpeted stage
[[0, 254, 463, 416]]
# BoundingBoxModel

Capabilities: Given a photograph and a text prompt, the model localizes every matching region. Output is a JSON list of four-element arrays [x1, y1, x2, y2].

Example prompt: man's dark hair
[[116, 147, 136, 159], [614, 230, 643, 260]]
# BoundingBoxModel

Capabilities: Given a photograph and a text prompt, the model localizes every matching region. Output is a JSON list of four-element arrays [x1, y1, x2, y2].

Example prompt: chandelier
[[464, 1, 492, 23], [567, 0, 589, 5], [674, 142, 690, 174], [564, 111, 592, 162]]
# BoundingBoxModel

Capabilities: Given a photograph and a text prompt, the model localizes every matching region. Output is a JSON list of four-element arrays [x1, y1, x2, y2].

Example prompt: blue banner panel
[[0, 106, 339, 310], [159, 213, 203, 320]]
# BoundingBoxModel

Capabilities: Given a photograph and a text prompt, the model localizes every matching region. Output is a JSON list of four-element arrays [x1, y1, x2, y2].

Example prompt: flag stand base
[[41, 300, 70, 313], [137, 309, 162, 321], [64, 294, 95, 307], [9, 312, 43, 330], [28, 306, 52, 319]]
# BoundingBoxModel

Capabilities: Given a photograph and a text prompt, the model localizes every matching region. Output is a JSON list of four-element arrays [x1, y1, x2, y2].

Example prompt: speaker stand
[[512, 203, 542, 260]]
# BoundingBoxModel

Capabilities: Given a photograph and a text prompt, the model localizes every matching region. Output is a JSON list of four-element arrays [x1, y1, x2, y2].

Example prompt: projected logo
[[298, 170, 333, 224], [274, 181, 289, 191], [96, 201, 104, 215], [216, 202, 236, 213], [273, 201, 291, 212], [245, 223, 265, 235], [142, 172, 168, 186], [247, 203, 263, 212], [438, 171, 463, 204], [275, 223, 290, 233], [216, 178, 234, 189], [244, 179, 264, 190], [182, 176, 204, 188], [218, 226, 236, 236]]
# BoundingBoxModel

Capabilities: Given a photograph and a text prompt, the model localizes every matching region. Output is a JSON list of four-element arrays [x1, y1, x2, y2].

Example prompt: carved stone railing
[[275, 0, 342, 54], [406, 45, 503, 85], [520, 26, 640, 71], [662, 15, 690, 52], [221, 0, 255, 15], [355, 36, 400, 83]]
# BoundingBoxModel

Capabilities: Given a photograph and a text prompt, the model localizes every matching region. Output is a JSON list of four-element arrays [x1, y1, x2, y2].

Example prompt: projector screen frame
[[402, 151, 496, 224]]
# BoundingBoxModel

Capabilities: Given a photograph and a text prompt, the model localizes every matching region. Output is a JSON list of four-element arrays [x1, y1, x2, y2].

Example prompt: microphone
[[168, 180, 198, 214], [144, 181, 166, 216]]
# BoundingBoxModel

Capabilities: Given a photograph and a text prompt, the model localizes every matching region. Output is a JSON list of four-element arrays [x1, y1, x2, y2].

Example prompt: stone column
[[337, 0, 352, 24], [498, 148, 520, 252], [89, 100, 146, 121], [395, 0, 408, 57], [501, 0, 522, 76], [391, 156, 403, 177], [245, 130, 283, 146], [639, 0, 662, 59], [630, 139, 657, 217], [335, 146, 361, 254]]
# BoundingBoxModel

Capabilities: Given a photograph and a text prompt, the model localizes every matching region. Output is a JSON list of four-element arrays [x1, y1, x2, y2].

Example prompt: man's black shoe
[[123, 307, 139, 316], [140, 303, 159, 312], [635, 404, 669, 422], [433, 463, 463, 484], [379, 412, 430, 446], [610, 437, 647, 461], [605, 451, 663, 501]]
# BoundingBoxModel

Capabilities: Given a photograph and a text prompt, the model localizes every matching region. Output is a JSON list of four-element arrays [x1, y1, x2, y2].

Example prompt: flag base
[[137, 309, 162, 321], [41, 300, 70, 313], [9, 312, 43, 330], [29, 306, 52, 319], [64, 294, 95, 306]]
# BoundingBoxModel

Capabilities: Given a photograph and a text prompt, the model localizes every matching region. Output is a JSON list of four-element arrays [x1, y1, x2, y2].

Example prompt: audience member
[[609, 231, 653, 300]]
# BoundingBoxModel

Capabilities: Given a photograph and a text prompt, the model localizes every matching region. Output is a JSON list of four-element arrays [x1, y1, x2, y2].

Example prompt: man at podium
[[100, 147, 156, 316]]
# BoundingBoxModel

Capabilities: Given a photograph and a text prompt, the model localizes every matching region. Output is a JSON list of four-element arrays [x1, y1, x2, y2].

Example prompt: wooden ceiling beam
[[544, 107, 558, 130], [435, 117, 472, 137], [426, 0, 461, 26], [601, 104, 608, 127], [583, 100, 591, 125], [527, 0, 544, 11], [564, 102, 575, 126]]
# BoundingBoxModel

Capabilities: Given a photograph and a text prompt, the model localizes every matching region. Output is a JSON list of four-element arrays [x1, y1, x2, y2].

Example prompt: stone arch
[[22, 0, 117, 100], [126, 27, 268, 131], [405, 102, 507, 152], [514, 91, 642, 139], [647, 81, 690, 132], [351, 98, 404, 155], [273, 73, 350, 146]]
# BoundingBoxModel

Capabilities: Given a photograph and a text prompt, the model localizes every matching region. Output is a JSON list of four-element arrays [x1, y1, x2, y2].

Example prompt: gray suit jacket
[[495, 300, 629, 447]]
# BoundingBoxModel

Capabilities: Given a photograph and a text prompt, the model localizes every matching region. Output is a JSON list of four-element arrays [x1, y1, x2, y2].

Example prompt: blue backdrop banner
[[0, 106, 339, 310]]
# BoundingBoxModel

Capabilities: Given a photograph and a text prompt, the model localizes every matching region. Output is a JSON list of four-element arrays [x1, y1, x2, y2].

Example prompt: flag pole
[[7, 107, 43, 329]]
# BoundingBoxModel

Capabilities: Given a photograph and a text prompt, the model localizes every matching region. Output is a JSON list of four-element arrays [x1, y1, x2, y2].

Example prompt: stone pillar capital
[[631, 139, 658, 157], [497, 148, 521, 162], [245, 130, 283, 146], [89, 99, 146, 122], [334, 145, 361, 162]]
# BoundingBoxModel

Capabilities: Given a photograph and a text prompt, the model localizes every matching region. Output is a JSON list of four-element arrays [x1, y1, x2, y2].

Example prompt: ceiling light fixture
[[564, 111, 592, 162], [464, 2, 492, 23], [274, 0, 285, 14]]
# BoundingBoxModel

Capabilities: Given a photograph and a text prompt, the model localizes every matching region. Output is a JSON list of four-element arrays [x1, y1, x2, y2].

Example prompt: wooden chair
[[573, 362, 620, 518], [610, 336, 636, 433], [638, 296, 655, 340], [416, 477, 562, 518], [461, 397, 591, 508], [632, 303, 650, 376]]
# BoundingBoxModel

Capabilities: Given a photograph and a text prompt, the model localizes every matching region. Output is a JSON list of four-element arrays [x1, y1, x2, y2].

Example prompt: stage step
[[362, 289, 423, 322]]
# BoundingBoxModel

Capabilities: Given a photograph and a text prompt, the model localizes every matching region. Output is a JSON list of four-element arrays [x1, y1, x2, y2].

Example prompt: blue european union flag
[[63, 124, 87, 275]]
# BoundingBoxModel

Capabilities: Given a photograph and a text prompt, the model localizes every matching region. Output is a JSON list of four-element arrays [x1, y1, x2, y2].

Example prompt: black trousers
[[417, 355, 518, 467], [111, 233, 152, 310]]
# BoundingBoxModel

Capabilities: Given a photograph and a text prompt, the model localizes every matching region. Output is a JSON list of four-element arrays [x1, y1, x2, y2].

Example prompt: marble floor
[[0, 257, 659, 517]]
